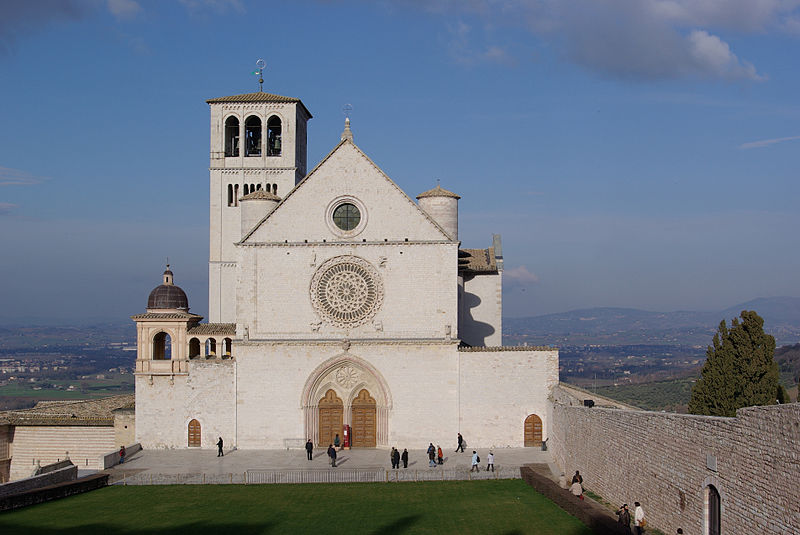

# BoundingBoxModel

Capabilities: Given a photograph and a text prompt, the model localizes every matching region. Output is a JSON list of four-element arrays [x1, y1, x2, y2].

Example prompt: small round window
[[332, 203, 361, 231]]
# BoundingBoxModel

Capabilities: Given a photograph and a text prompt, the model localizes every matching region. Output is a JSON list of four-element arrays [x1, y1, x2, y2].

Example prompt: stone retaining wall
[[550, 400, 800, 534], [0, 473, 108, 512], [0, 463, 77, 499]]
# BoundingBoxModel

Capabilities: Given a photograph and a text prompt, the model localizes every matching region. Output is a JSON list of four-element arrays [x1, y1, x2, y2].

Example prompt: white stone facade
[[133, 90, 558, 451]]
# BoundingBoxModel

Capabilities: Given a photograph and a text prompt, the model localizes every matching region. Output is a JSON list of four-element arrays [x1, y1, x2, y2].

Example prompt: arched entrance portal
[[188, 419, 201, 447], [302, 354, 392, 447], [318, 389, 343, 447], [351, 389, 376, 447], [524, 414, 543, 447]]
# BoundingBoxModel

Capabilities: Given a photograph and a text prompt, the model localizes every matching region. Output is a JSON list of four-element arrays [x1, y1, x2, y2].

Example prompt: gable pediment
[[242, 141, 452, 244]]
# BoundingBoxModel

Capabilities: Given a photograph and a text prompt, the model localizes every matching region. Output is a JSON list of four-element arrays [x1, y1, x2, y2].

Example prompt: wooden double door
[[318, 388, 376, 447], [188, 419, 201, 447], [524, 414, 543, 447]]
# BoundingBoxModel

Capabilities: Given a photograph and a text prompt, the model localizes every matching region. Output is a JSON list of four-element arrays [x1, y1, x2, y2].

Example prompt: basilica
[[133, 90, 558, 450]]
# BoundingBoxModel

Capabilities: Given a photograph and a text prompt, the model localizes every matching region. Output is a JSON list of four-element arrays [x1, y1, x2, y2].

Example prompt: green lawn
[[0, 480, 595, 535]]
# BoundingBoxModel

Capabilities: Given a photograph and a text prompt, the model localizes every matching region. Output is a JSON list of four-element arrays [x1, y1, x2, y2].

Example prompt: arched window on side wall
[[267, 116, 282, 156], [223, 338, 232, 357], [224, 116, 239, 157], [706, 485, 721, 535], [245, 116, 262, 156], [227, 184, 234, 207], [234, 184, 239, 206], [153, 332, 172, 360], [273, 184, 277, 195], [189, 338, 201, 359], [205, 338, 217, 357]]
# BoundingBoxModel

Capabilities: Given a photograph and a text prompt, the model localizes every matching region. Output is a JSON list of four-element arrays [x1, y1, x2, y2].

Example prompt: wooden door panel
[[524, 414, 542, 447], [351, 389, 376, 447], [188, 419, 201, 447], [318, 389, 343, 446]]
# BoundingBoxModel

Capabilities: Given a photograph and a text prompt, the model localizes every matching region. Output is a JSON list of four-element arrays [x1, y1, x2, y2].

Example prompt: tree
[[688, 310, 779, 417]]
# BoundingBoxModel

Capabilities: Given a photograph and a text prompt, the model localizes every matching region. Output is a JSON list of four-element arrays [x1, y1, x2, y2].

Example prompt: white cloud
[[389, 0, 800, 80], [505, 265, 539, 285], [687, 30, 762, 80], [0, 202, 16, 215], [107, 0, 141, 21], [739, 135, 800, 149], [0, 167, 45, 186]]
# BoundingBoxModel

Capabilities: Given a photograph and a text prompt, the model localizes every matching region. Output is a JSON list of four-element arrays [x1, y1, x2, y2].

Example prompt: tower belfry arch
[[301, 353, 392, 447]]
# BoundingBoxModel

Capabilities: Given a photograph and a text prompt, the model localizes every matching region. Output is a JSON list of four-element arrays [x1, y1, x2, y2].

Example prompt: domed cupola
[[416, 183, 460, 241], [147, 265, 190, 311]]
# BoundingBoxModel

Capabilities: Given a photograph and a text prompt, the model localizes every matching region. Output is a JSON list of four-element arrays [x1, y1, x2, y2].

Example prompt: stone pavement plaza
[[107, 446, 557, 480]]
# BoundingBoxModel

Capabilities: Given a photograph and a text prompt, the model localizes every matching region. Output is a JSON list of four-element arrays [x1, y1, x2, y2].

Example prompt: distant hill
[[504, 297, 800, 346]]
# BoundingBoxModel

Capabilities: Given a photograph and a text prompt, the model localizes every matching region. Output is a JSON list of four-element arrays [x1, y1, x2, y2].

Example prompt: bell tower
[[206, 91, 312, 322]]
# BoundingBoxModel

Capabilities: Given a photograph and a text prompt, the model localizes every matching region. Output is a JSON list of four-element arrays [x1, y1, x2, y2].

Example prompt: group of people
[[390, 447, 409, 468], [615, 502, 647, 534], [569, 471, 650, 534]]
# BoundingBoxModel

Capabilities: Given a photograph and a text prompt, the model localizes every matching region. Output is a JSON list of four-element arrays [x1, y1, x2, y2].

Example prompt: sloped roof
[[459, 248, 497, 274], [417, 184, 461, 200], [206, 92, 312, 118], [241, 189, 281, 202], [240, 139, 454, 244], [187, 323, 236, 336], [131, 311, 203, 321], [0, 394, 134, 426]]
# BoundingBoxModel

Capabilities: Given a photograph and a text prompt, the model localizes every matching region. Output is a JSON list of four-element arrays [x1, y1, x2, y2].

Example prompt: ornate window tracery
[[310, 256, 383, 328]]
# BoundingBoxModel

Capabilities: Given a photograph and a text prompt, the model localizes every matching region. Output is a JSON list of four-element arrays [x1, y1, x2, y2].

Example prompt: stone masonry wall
[[550, 399, 800, 534]]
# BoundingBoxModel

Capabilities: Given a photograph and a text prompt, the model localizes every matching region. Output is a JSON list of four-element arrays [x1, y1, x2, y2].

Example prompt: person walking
[[119, 445, 126, 464], [455, 432, 465, 452], [437, 445, 443, 465], [392, 447, 400, 470], [470, 450, 480, 472], [633, 502, 645, 535], [327, 444, 337, 467], [427, 443, 437, 467], [486, 451, 494, 472], [616, 504, 631, 533], [401, 448, 409, 468], [305, 438, 313, 461], [334, 433, 341, 450], [216, 437, 224, 457], [572, 470, 583, 484]]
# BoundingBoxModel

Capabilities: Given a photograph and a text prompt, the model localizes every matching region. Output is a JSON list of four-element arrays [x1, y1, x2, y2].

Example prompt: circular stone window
[[325, 196, 367, 238], [332, 203, 360, 231], [310, 256, 383, 328]]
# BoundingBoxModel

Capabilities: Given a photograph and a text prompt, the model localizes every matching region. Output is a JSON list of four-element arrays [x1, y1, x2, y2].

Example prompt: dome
[[147, 266, 189, 310], [416, 184, 461, 200]]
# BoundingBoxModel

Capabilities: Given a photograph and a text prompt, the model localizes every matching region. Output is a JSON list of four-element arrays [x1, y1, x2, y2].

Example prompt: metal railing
[[113, 466, 515, 486]]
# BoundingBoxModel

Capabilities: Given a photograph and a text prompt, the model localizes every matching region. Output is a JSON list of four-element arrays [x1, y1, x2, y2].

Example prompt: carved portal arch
[[302, 353, 392, 446]]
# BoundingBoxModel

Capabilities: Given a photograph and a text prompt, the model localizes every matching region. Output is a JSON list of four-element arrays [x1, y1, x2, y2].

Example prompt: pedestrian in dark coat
[[305, 439, 313, 460], [616, 504, 631, 533], [327, 444, 337, 467], [392, 447, 400, 469], [216, 437, 224, 457], [572, 470, 582, 484], [455, 432, 465, 452], [401, 448, 409, 468], [427, 443, 437, 467]]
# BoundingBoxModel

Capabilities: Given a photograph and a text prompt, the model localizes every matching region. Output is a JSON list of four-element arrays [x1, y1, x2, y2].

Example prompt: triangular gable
[[241, 140, 453, 243]]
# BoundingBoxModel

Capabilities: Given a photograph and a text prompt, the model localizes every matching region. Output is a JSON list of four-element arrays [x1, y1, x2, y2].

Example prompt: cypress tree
[[688, 310, 779, 417]]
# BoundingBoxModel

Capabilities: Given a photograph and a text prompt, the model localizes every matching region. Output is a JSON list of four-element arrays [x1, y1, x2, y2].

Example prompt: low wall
[[101, 443, 142, 469], [551, 400, 800, 535], [0, 463, 77, 498], [519, 466, 628, 535], [35, 459, 73, 476], [0, 473, 108, 512]]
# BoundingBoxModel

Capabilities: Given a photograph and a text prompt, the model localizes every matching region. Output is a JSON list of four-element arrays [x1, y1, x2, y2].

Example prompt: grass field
[[0, 480, 595, 535]]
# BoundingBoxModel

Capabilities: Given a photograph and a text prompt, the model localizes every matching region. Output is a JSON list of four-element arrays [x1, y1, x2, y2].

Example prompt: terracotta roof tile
[[187, 323, 236, 336], [458, 248, 497, 274]]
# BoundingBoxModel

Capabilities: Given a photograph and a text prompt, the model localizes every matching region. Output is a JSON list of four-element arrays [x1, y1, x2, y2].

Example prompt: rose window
[[310, 256, 383, 328]]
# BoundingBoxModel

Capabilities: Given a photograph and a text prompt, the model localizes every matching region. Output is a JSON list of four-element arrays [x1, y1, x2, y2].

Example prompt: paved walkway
[[108, 447, 557, 480]]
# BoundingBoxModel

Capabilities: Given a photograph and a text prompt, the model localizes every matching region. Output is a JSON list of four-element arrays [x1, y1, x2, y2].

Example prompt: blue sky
[[1, 0, 799, 324]]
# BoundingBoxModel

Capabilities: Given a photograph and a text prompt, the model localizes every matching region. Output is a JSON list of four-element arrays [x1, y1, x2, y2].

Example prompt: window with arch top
[[267, 116, 282, 156], [245, 116, 262, 157], [224, 116, 239, 157]]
